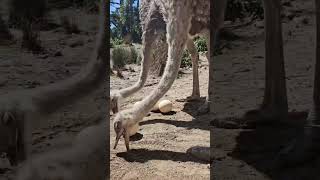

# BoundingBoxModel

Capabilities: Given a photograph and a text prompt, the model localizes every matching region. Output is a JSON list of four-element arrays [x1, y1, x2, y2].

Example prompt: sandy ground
[[110, 54, 211, 179], [212, 1, 320, 180]]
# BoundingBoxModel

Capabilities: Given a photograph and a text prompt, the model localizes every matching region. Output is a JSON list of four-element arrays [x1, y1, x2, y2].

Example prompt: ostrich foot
[[186, 94, 200, 101], [187, 146, 210, 162], [176, 94, 200, 102], [273, 107, 320, 168], [210, 110, 307, 129], [243, 108, 306, 127]]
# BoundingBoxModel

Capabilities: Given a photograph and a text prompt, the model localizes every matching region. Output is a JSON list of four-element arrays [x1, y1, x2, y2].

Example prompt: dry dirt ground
[[212, 1, 320, 180], [111, 0, 320, 180], [110, 54, 211, 179], [0, 7, 106, 179], [0, 0, 317, 179]]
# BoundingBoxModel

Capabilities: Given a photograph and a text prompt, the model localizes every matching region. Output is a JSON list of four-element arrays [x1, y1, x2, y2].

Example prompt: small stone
[[187, 146, 210, 162], [40, 54, 49, 59], [54, 51, 63, 57]]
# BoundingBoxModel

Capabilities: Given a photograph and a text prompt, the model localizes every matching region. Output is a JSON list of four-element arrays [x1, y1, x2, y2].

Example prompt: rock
[[54, 51, 63, 57], [187, 146, 210, 162]]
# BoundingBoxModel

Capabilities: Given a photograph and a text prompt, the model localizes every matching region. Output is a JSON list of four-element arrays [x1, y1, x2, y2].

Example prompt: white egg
[[158, 100, 173, 113]]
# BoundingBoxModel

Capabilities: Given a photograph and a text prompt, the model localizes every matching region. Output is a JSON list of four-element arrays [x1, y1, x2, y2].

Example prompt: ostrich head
[[113, 108, 141, 151]]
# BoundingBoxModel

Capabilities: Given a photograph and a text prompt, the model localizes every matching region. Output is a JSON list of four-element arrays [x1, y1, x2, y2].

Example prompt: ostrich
[[113, 0, 320, 165], [112, 0, 217, 150], [110, 0, 211, 115]]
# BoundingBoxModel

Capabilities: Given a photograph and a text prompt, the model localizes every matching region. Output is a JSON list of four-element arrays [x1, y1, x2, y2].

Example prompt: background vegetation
[[109, 0, 264, 70]]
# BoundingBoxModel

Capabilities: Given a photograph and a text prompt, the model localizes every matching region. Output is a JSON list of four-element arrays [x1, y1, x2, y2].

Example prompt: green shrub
[[181, 50, 192, 68], [112, 46, 128, 69], [111, 38, 124, 47], [111, 45, 140, 69], [194, 37, 207, 52], [130, 46, 141, 64]]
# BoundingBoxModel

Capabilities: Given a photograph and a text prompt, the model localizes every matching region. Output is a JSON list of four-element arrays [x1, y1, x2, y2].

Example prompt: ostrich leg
[[188, 0, 227, 162], [244, 0, 288, 124], [110, 4, 165, 114], [113, 1, 193, 150], [197, 0, 227, 114], [274, 0, 320, 166], [310, 0, 320, 125], [186, 38, 200, 100]]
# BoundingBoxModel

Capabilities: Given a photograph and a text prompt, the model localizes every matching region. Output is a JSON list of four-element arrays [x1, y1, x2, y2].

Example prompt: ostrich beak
[[113, 127, 130, 151]]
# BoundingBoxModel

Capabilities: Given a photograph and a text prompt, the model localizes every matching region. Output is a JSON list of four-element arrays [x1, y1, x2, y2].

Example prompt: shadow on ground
[[212, 112, 320, 180], [116, 149, 208, 164]]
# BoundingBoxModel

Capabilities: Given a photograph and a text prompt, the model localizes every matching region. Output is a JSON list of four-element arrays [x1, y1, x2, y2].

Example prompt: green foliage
[[111, 38, 124, 47], [226, 0, 263, 22], [110, 0, 142, 43], [180, 37, 207, 68], [181, 50, 192, 68], [112, 45, 140, 69], [130, 46, 140, 64], [194, 37, 207, 52], [112, 46, 127, 68]]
